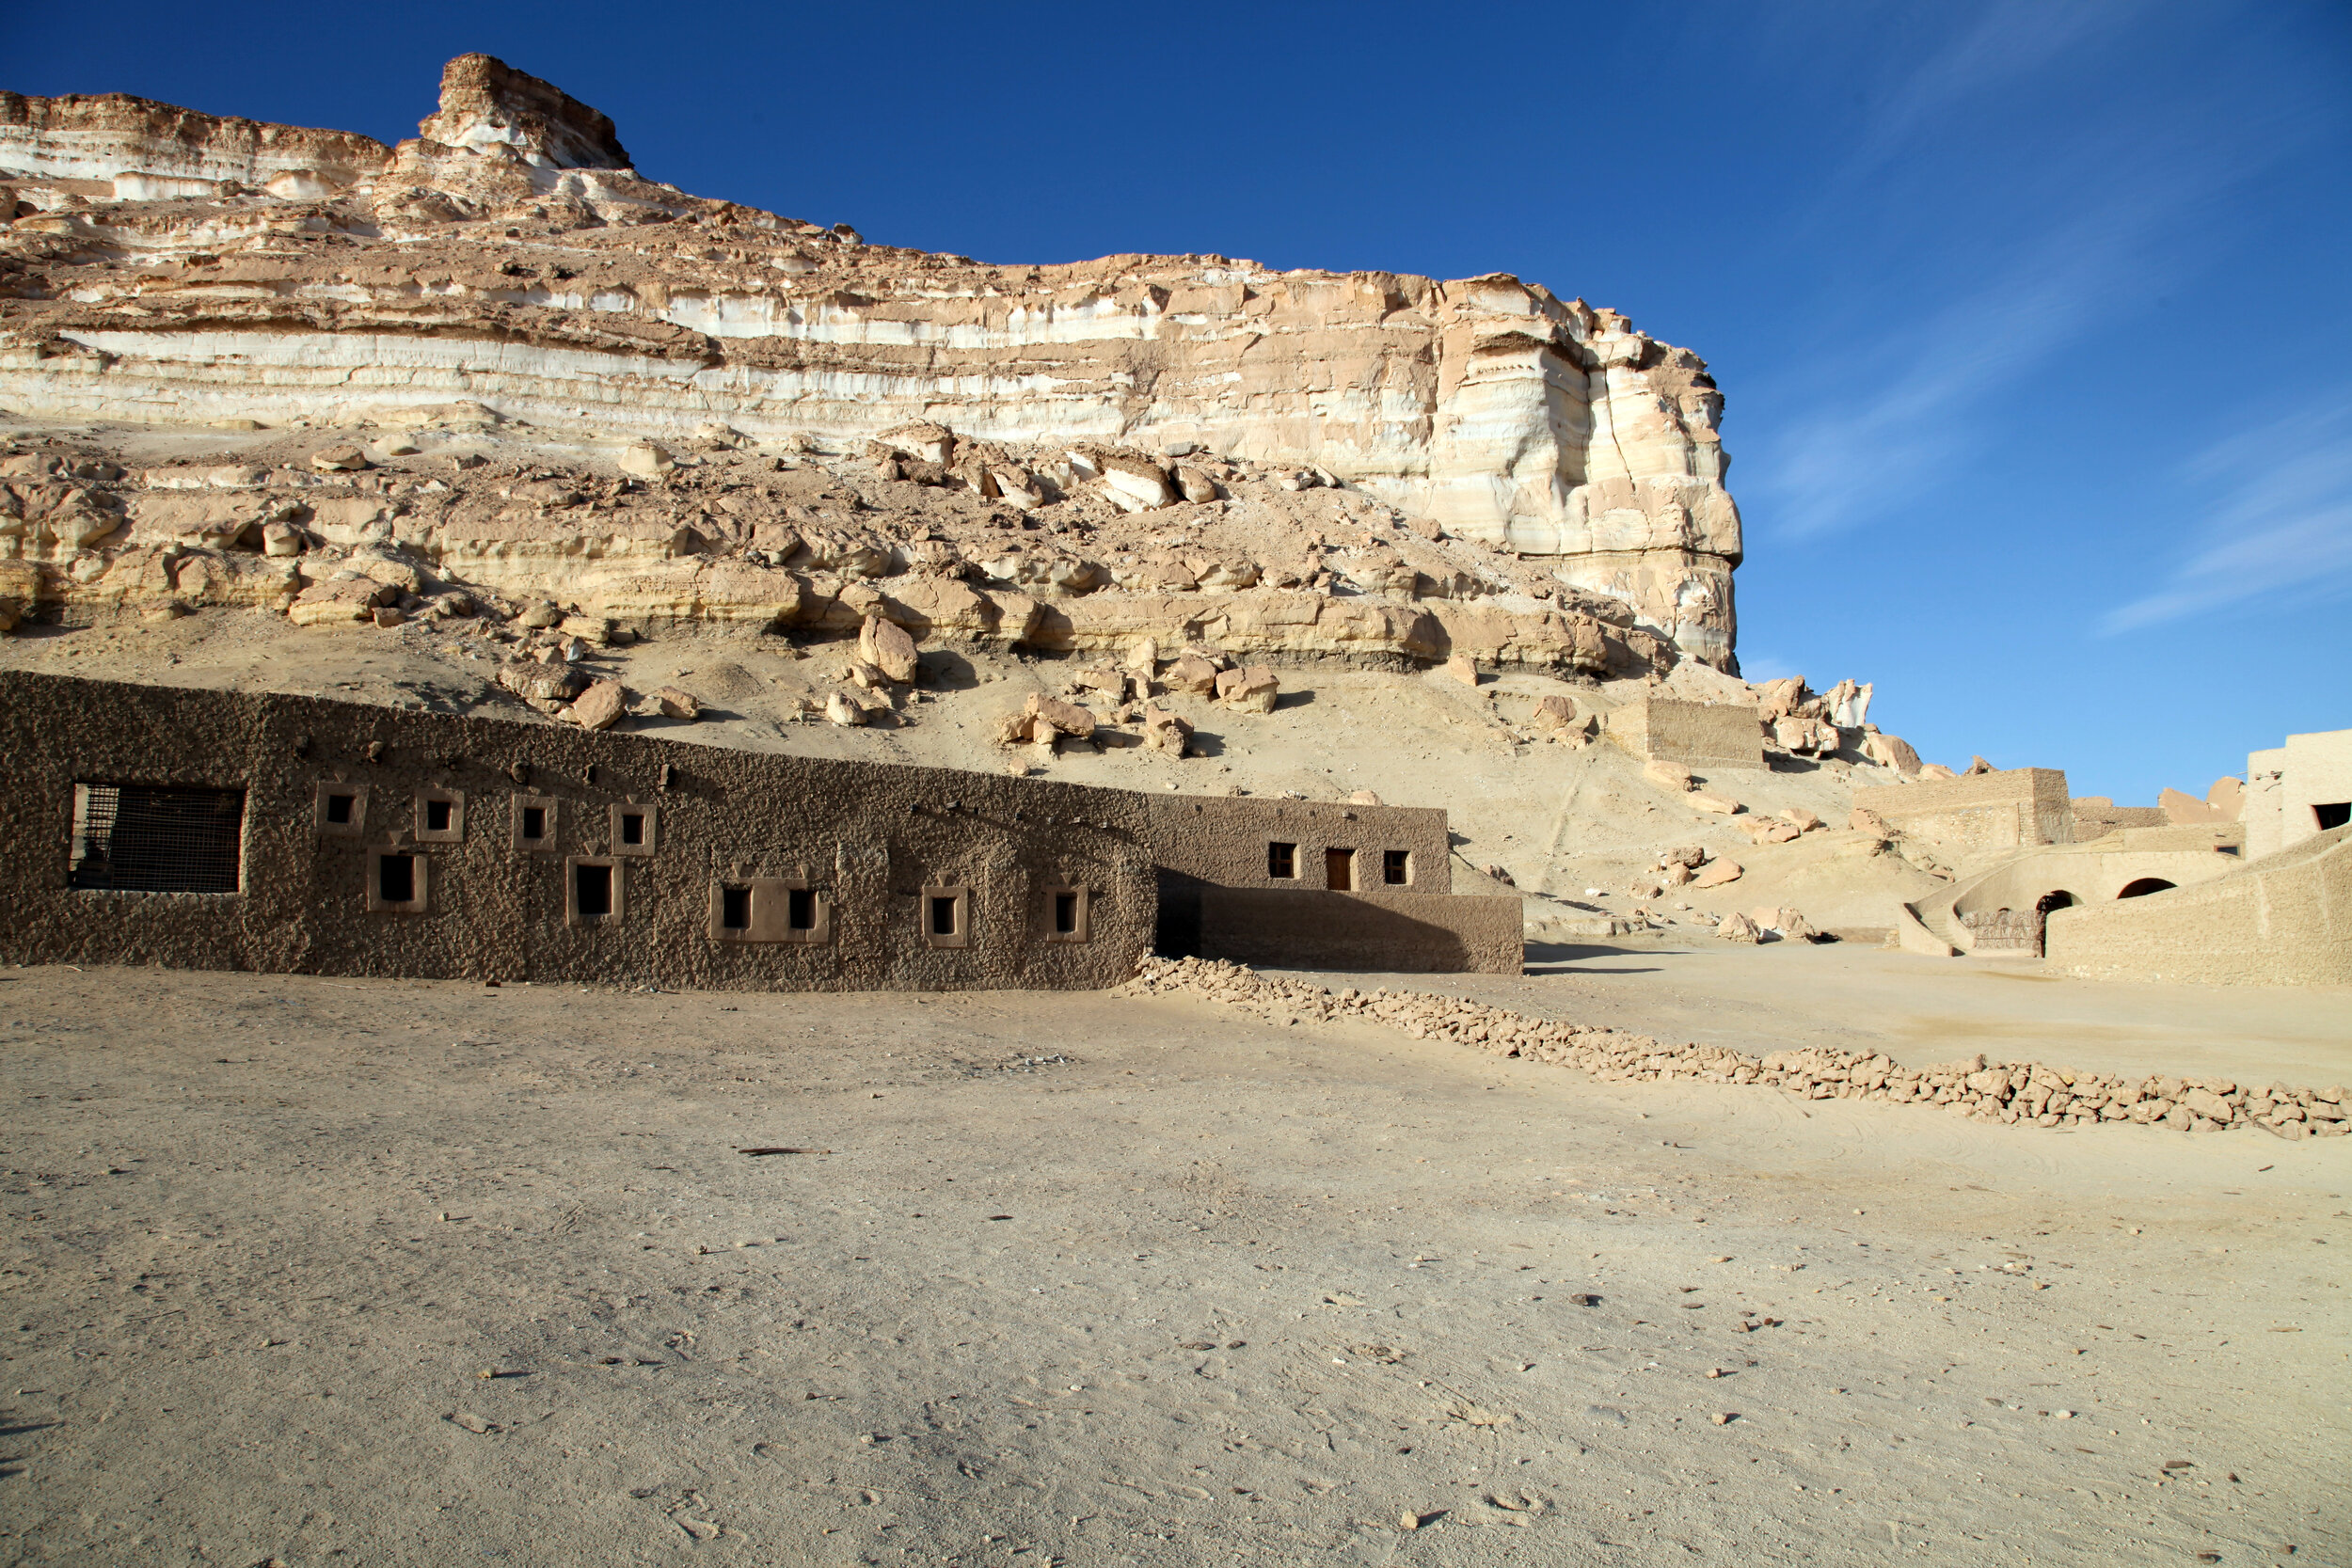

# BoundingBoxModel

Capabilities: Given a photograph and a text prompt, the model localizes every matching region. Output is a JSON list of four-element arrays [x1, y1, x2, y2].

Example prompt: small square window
[[364, 849, 428, 913], [315, 781, 368, 838], [609, 802, 658, 856], [1268, 841, 1296, 879], [1384, 849, 1411, 885], [512, 795, 558, 852], [566, 857, 621, 926], [415, 790, 464, 844], [920, 884, 971, 949], [1044, 884, 1091, 943]]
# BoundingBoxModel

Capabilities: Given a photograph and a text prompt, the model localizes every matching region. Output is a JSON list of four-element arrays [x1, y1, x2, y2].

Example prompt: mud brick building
[[0, 673, 1518, 988]]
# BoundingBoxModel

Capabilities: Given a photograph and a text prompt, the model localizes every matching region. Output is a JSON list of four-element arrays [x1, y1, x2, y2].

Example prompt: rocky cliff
[[0, 55, 1742, 671]]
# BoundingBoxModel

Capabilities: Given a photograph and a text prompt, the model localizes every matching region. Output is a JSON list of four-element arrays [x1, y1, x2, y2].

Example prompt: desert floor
[[2, 942, 2345, 1566]]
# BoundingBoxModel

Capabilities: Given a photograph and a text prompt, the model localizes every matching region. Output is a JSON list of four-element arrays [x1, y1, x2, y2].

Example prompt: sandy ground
[[3, 946, 2344, 1566]]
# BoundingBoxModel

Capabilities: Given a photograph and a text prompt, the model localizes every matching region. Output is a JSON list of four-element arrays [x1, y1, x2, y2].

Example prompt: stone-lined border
[[1125, 957, 2348, 1139]]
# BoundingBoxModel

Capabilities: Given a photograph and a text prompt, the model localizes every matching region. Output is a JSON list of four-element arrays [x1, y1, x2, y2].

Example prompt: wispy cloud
[[1737, 1, 2330, 542], [2100, 402, 2352, 632]]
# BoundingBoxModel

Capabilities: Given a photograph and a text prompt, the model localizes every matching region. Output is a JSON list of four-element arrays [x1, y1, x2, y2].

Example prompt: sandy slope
[[1, 955, 2343, 1566]]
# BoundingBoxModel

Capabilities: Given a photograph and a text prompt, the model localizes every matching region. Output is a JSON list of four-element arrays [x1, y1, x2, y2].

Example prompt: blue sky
[[8, 1, 2348, 802]]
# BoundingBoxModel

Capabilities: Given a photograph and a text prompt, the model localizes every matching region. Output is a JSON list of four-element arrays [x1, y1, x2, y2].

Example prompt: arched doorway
[[2117, 878, 2176, 898], [2031, 890, 2077, 958]]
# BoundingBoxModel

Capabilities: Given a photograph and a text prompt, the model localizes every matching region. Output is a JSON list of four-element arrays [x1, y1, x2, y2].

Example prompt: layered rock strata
[[0, 55, 1742, 667]]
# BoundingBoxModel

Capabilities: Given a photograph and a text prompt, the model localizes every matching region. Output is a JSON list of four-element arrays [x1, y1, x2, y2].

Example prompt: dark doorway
[[788, 887, 818, 930], [2116, 878, 2176, 898], [720, 885, 752, 930], [2031, 889, 2077, 958], [1325, 847, 1355, 891], [575, 863, 613, 918]]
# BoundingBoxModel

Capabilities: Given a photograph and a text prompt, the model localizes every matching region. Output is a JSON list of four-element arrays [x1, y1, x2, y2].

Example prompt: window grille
[[70, 784, 244, 894]]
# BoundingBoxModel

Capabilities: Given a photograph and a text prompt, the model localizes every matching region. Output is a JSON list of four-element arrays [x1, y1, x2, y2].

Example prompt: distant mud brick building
[[1853, 768, 2074, 863], [0, 673, 1518, 988], [2244, 729, 2352, 861], [1603, 698, 1764, 772]]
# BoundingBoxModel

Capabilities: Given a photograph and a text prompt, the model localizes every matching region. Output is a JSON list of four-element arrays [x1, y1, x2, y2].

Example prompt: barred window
[[70, 784, 244, 894]]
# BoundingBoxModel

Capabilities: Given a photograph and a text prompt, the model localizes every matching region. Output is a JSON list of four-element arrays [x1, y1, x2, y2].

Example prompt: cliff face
[[0, 55, 1741, 669]]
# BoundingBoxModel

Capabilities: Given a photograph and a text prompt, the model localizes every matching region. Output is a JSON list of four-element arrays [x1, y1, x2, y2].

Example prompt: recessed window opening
[[721, 885, 752, 930], [1383, 849, 1411, 885], [930, 895, 960, 936], [1325, 847, 1355, 891], [1054, 891, 1079, 933], [1268, 841, 1296, 879], [2117, 877, 2176, 898], [425, 799, 453, 832], [325, 792, 355, 826], [788, 887, 818, 930], [576, 863, 613, 918], [377, 854, 416, 904], [2317, 801, 2352, 832], [69, 784, 244, 894], [619, 811, 645, 847], [520, 805, 546, 840]]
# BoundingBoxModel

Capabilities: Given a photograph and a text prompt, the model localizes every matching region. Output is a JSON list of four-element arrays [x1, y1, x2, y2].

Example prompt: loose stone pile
[[1126, 957, 2349, 1139]]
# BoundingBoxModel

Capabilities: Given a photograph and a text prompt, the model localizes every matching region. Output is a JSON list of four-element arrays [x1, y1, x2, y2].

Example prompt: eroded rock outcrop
[[0, 55, 1745, 668]]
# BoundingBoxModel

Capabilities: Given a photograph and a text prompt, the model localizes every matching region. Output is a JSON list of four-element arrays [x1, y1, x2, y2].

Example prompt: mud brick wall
[[1193, 889, 1523, 974], [1856, 768, 2074, 858], [1605, 698, 1765, 771], [0, 672, 1516, 988]]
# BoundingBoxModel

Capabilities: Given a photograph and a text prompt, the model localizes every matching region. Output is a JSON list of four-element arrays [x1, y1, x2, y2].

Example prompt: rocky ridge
[[0, 54, 1741, 671], [1130, 957, 2349, 1138]]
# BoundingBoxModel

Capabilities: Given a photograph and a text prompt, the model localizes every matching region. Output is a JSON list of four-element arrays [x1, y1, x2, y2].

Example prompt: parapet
[[1855, 768, 2074, 861]]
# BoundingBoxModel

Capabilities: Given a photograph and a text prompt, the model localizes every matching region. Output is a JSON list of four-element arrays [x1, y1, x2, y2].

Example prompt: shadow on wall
[[1157, 880, 1521, 974]]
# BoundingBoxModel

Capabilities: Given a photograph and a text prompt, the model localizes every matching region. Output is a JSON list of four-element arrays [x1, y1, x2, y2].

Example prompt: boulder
[[858, 614, 920, 683], [1850, 806, 1889, 837], [824, 690, 866, 727], [1781, 807, 1823, 832], [1645, 760, 1693, 792], [619, 442, 675, 480], [1348, 789, 1383, 805], [653, 686, 700, 721], [1216, 665, 1279, 713], [568, 678, 628, 731], [1862, 731, 1922, 775], [1692, 859, 1744, 888], [1174, 465, 1221, 504], [1716, 911, 1763, 943], [1025, 692, 1097, 739], [993, 711, 1035, 747], [1442, 654, 1480, 687], [1531, 694, 1580, 730], [262, 521, 305, 557], [1140, 705, 1193, 755], [310, 445, 370, 473], [1167, 654, 1221, 695], [1689, 791, 1740, 816], [519, 600, 564, 629], [1662, 844, 1708, 868], [288, 577, 392, 626]]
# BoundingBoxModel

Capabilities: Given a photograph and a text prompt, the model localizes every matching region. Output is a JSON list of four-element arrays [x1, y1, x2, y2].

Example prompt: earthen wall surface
[[0, 673, 1507, 987], [1604, 698, 1764, 771], [2044, 826, 2351, 987], [1194, 888, 1522, 974], [1855, 768, 2073, 861]]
